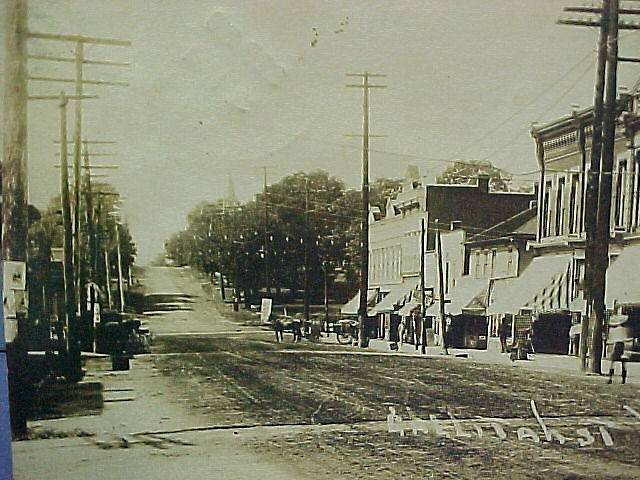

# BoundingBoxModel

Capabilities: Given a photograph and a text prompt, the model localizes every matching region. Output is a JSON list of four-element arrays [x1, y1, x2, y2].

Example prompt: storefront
[[426, 275, 488, 349], [488, 253, 574, 353]]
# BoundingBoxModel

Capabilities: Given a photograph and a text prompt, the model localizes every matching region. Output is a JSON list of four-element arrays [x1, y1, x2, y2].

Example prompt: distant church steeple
[[223, 175, 239, 212]]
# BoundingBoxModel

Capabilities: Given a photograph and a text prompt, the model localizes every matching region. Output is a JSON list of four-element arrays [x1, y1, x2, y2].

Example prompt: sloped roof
[[466, 206, 537, 244]]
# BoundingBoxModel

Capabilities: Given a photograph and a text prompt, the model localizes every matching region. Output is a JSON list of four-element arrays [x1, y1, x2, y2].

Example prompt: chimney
[[450, 220, 462, 231], [477, 174, 490, 193]]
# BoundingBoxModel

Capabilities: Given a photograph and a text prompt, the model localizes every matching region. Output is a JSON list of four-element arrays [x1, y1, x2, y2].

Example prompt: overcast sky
[[3, 1, 640, 263]]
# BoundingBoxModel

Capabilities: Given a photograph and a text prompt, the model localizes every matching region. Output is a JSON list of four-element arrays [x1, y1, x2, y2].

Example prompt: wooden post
[[436, 225, 448, 354], [592, 0, 619, 374], [304, 178, 310, 325], [583, 0, 610, 372], [347, 72, 386, 348], [2, 0, 29, 439], [323, 260, 330, 334], [115, 222, 125, 312], [358, 73, 370, 347], [59, 93, 78, 369], [263, 166, 270, 295], [420, 217, 427, 354], [73, 42, 84, 318], [104, 250, 112, 310]]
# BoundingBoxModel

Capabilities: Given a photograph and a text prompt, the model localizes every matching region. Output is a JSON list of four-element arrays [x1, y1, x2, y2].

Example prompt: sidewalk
[[319, 334, 640, 384]]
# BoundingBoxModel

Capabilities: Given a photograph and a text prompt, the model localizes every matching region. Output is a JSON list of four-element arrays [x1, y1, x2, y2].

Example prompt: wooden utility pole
[[559, 1, 640, 373], [104, 250, 113, 310], [347, 72, 386, 348], [2, 0, 29, 442], [27, 31, 130, 326], [592, 0, 620, 374], [115, 221, 125, 312], [304, 178, 311, 325], [59, 93, 80, 380], [584, 0, 609, 372], [436, 225, 448, 354], [323, 260, 329, 334], [420, 217, 427, 354], [262, 166, 271, 296]]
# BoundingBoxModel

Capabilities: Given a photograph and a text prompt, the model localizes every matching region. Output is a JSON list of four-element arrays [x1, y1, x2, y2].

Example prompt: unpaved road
[[12, 266, 308, 480], [13, 266, 640, 479]]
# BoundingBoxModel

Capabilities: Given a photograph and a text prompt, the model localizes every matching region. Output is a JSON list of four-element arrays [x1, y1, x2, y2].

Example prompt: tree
[[165, 171, 409, 306], [436, 160, 514, 192]]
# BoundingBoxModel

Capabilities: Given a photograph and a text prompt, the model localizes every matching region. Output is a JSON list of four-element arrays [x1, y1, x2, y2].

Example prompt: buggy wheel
[[336, 332, 353, 345]]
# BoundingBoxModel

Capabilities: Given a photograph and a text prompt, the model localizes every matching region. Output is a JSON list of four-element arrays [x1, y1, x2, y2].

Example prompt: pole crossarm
[[558, 17, 640, 29], [346, 84, 387, 88], [619, 56, 640, 62], [344, 134, 386, 137], [564, 6, 640, 15], [54, 164, 119, 169], [346, 73, 387, 77], [28, 94, 97, 101], [27, 31, 131, 46], [27, 54, 130, 67], [54, 140, 117, 144], [28, 75, 130, 87], [53, 152, 116, 157]]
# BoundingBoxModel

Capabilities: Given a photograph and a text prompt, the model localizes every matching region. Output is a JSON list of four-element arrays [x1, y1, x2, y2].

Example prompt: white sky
[[3, 1, 640, 263]]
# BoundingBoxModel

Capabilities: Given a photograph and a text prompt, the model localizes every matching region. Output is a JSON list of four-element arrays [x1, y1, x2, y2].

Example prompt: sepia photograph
[[2, 1, 640, 478]]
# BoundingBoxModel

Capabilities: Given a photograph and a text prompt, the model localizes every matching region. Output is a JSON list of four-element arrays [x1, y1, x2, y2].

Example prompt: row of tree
[[165, 170, 402, 306]]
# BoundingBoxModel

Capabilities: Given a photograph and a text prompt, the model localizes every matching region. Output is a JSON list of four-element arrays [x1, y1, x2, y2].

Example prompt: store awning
[[341, 288, 378, 316], [370, 277, 420, 315], [487, 254, 572, 315], [398, 299, 420, 317], [606, 243, 640, 307], [425, 276, 488, 317]]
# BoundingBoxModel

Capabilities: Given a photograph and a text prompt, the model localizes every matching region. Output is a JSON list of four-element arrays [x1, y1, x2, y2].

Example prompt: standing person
[[389, 314, 400, 351], [412, 310, 422, 351], [608, 341, 627, 384], [443, 316, 451, 355], [398, 316, 407, 348], [499, 318, 509, 354]]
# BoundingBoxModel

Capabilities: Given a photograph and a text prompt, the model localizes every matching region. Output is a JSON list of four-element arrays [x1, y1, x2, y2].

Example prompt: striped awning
[[488, 254, 572, 315], [370, 277, 419, 315], [341, 289, 378, 316], [425, 276, 488, 317]]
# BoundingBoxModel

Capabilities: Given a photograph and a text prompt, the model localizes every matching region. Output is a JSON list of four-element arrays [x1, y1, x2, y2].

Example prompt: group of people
[[389, 311, 450, 354]]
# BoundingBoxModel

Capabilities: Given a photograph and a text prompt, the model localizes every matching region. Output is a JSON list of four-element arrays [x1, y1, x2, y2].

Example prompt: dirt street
[[13, 266, 640, 479]]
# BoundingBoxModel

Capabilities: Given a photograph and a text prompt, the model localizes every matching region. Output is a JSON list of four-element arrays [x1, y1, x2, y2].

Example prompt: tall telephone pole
[[560, 0, 639, 374], [2, 0, 29, 443], [420, 217, 427, 354], [304, 178, 310, 325], [436, 223, 448, 354], [58, 93, 79, 379], [592, 0, 620, 374], [262, 166, 271, 296], [27, 31, 130, 320], [347, 72, 386, 348]]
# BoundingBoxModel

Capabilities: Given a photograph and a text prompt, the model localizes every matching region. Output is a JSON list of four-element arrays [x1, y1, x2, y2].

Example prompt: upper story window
[[614, 159, 628, 229], [555, 177, 565, 236], [543, 181, 552, 238], [490, 249, 497, 277], [568, 174, 579, 234]]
